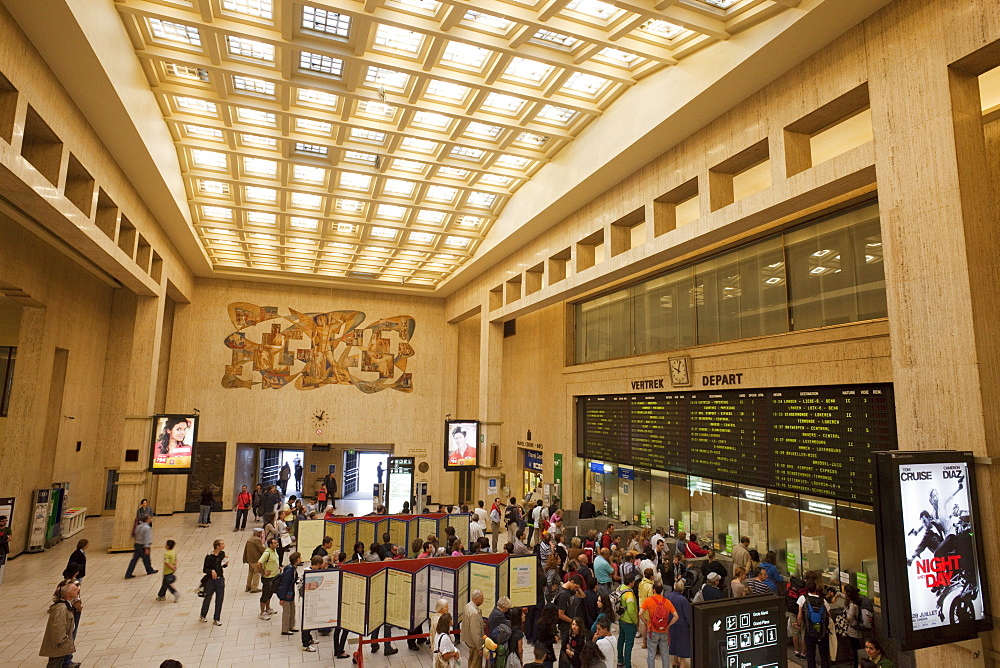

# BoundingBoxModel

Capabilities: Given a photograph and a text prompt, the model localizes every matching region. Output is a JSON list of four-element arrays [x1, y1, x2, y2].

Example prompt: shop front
[[522, 449, 543, 499]]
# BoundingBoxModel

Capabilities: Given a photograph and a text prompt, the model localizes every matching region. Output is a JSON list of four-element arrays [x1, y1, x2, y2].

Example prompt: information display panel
[[368, 569, 387, 630], [693, 594, 787, 668], [297, 519, 326, 557], [873, 450, 992, 651], [470, 562, 498, 616], [508, 555, 537, 607], [413, 566, 429, 626], [576, 383, 895, 504], [301, 569, 340, 630], [340, 572, 369, 634], [385, 569, 414, 629], [386, 457, 415, 515]]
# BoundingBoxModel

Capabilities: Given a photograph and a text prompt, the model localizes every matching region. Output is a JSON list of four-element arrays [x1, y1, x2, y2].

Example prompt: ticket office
[[585, 460, 878, 597]]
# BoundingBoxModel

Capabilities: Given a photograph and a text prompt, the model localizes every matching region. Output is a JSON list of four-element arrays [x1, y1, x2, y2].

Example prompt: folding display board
[[456, 562, 471, 611], [325, 521, 343, 556], [344, 521, 359, 554], [357, 519, 376, 550], [507, 555, 537, 607], [447, 513, 470, 548], [389, 518, 409, 552], [469, 561, 500, 617], [301, 568, 341, 631], [413, 566, 429, 627], [376, 518, 390, 546], [297, 519, 327, 557], [340, 571, 369, 634], [419, 517, 439, 541], [429, 565, 459, 617], [369, 569, 387, 633], [385, 569, 415, 629]]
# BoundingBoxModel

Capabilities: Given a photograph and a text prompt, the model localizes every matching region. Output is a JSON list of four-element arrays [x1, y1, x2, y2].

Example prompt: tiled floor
[[0, 509, 811, 667]]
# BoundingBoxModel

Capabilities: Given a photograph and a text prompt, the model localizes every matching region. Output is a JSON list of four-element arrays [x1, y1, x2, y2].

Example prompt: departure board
[[576, 383, 895, 504], [630, 394, 687, 473]]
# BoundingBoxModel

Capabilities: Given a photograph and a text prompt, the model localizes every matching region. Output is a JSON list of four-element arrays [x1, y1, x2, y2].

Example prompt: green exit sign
[[347, 449, 355, 455]]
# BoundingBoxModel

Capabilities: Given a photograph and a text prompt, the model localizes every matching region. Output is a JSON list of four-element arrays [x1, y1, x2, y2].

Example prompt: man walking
[[124, 515, 158, 579], [461, 589, 485, 668], [243, 528, 265, 592], [257, 537, 281, 619], [278, 462, 292, 495], [234, 485, 252, 531], [324, 471, 338, 510], [40, 581, 78, 668], [294, 457, 304, 492]]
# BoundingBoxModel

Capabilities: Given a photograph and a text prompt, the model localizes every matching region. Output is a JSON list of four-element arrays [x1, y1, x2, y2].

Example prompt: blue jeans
[[618, 621, 637, 666], [125, 544, 154, 576], [200, 577, 224, 621], [199, 505, 212, 524], [646, 631, 669, 668]]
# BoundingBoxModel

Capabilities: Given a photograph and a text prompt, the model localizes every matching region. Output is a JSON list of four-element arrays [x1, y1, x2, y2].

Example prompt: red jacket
[[236, 491, 252, 510]]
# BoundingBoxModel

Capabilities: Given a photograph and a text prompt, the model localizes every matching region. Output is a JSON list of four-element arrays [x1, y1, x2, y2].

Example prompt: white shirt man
[[470, 518, 485, 544]]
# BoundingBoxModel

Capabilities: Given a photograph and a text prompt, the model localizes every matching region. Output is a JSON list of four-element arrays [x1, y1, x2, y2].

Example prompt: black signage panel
[[693, 594, 787, 668], [576, 383, 896, 505]]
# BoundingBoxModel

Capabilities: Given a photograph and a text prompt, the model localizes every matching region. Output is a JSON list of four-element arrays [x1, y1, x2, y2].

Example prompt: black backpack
[[786, 576, 807, 614], [804, 594, 827, 638]]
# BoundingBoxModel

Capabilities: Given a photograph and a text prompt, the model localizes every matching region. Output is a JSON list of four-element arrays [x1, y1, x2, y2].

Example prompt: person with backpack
[[640, 582, 678, 668], [636, 568, 655, 648], [785, 574, 809, 658], [797, 580, 831, 668], [614, 571, 639, 668], [276, 551, 302, 635], [843, 585, 864, 668]]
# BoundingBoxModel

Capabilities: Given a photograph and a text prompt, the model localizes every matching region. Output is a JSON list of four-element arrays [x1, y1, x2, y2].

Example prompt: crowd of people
[[38, 488, 892, 668]]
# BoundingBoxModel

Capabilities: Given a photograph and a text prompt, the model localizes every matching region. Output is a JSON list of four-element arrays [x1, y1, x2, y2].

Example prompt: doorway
[[259, 448, 305, 497], [343, 451, 389, 501]]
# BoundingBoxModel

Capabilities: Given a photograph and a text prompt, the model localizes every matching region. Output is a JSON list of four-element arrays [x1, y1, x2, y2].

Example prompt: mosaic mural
[[222, 302, 415, 394]]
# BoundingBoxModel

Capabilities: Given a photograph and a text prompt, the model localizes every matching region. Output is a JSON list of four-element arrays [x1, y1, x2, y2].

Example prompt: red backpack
[[648, 596, 672, 633]]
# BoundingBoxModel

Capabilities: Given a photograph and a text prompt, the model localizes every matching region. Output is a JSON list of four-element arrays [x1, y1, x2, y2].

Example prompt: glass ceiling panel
[[119, 0, 792, 288]]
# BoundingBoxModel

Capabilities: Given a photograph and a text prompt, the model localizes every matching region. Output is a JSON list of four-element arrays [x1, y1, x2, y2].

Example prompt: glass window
[[838, 505, 877, 593], [631, 468, 652, 525], [688, 476, 713, 547], [767, 492, 800, 578], [712, 481, 739, 554], [650, 470, 670, 530], [786, 202, 885, 330], [738, 486, 768, 557], [618, 467, 637, 522], [586, 462, 619, 519], [668, 474, 689, 537], [799, 495, 840, 583], [575, 288, 630, 363], [631, 267, 695, 355]]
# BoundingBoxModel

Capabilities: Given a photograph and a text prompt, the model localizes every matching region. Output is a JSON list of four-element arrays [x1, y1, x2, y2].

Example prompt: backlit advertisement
[[874, 450, 992, 651]]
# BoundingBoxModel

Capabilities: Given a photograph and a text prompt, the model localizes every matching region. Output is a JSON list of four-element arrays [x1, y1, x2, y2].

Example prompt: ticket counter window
[[587, 462, 619, 519], [712, 481, 739, 554], [767, 493, 800, 577], [800, 496, 840, 582], [668, 473, 690, 536], [688, 477, 713, 547], [618, 467, 636, 522], [649, 470, 669, 529], [739, 486, 768, 553], [630, 468, 653, 525], [838, 504, 876, 594]]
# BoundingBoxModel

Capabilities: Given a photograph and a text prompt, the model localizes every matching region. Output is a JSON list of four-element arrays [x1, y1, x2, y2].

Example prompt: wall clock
[[668, 355, 692, 387]]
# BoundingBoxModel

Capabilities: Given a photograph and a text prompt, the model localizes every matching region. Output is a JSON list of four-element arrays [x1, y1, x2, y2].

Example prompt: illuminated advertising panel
[[873, 450, 992, 650], [149, 414, 199, 474]]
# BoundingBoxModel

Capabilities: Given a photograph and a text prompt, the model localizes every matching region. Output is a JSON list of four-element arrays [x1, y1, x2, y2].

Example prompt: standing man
[[489, 499, 504, 552], [527, 500, 544, 546], [594, 548, 615, 596], [313, 536, 334, 559], [732, 536, 752, 574], [469, 515, 485, 547], [258, 537, 281, 620], [579, 496, 597, 520], [124, 515, 157, 579], [278, 462, 292, 496], [640, 582, 679, 668], [324, 471, 338, 511], [616, 572, 639, 668], [474, 500, 489, 527], [234, 485, 252, 531], [243, 528, 265, 593], [199, 539, 227, 626], [376, 461, 384, 486], [461, 589, 485, 668], [294, 457, 304, 492]]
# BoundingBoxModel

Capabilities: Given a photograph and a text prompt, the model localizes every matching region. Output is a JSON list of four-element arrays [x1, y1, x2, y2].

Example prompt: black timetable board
[[576, 383, 895, 505]]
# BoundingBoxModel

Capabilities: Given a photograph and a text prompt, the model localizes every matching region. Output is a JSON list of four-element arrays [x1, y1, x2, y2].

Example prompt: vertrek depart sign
[[873, 450, 992, 651]]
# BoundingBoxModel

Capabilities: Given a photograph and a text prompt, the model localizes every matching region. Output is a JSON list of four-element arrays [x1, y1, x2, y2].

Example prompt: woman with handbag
[[433, 613, 461, 668]]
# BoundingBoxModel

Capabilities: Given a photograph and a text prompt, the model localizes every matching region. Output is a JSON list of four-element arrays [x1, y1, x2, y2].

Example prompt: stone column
[[479, 308, 505, 495], [97, 290, 165, 552], [867, 0, 1000, 664]]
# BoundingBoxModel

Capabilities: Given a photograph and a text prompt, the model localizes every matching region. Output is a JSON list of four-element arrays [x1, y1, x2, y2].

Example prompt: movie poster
[[150, 414, 199, 474], [899, 460, 985, 630]]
